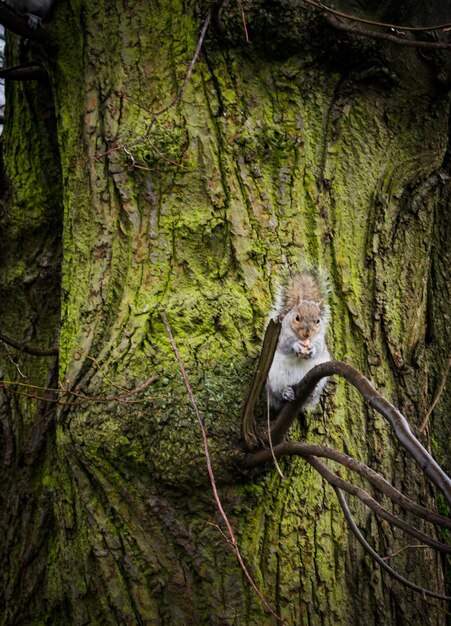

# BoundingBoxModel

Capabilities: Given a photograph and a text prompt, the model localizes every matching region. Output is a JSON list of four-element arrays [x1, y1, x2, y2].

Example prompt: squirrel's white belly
[[267, 347, 330, 408]]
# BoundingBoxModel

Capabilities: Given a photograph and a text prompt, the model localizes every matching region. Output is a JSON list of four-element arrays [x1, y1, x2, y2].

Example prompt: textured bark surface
[[0, 1, 450, 624]]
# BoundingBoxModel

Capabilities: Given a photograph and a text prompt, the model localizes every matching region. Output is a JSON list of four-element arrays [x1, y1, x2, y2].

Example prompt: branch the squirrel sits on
[[267, 268, 331, 412]]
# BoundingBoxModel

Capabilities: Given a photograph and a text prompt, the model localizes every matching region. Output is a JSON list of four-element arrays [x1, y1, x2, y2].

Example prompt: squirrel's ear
[[318, 299, 325, 310], [278, 312, 286, 322], [296, 295, 301, 305]]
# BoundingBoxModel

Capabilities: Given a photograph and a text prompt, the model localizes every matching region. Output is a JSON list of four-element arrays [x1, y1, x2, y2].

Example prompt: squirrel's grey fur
[[2, 0, 53, 28], [267, 267, 331, 411]]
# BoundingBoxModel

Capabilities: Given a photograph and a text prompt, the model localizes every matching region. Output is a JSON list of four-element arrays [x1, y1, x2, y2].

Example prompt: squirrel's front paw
[[294, 341, 316, 359], [293, 341, 305, 356], [282, 386, 296, 402]]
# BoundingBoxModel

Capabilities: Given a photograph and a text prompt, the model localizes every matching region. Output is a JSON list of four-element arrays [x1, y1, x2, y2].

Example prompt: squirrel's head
[[288, 299, 323, 341]]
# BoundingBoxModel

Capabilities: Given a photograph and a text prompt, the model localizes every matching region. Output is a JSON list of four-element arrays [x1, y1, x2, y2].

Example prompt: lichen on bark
[[0, 1, 450, 624]]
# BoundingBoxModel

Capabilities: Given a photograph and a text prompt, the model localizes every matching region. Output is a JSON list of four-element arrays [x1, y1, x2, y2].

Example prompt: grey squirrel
[[267, 269, 331, 411], [2, 0, 53, 28]]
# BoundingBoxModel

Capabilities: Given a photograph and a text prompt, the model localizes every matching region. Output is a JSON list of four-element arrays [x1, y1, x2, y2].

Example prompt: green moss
[[52, 19, 447, 616], [2, 1, 450, 624]]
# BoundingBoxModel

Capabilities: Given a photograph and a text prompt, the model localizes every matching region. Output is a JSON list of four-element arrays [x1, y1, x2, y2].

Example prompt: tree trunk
[[0, 1, 449, 624]]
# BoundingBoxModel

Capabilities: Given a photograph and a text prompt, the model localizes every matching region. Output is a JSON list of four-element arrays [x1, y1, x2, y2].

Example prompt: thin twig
[[237, 0, 250, 44], [325, 15, 451, 50], [143, 10, 212, 140], [267, 389, 285, 479], [382, 544, 430, 561], [1, 387, 161, 406], [120, 95, 189, 169], [0, 330, 58, 357], [419, 358, 451, 434], [301, 0, 451, 33], [74, 9, 212, 168], [0, 374, 159, 406], [205, 521, 233, 545], [60, 374, 159, 404], [74, 350, 130, 393], [160, 310, 285, 624], [3, 349, 28, 379]]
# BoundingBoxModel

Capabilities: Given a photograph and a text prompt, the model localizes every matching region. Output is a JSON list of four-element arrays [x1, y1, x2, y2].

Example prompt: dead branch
[[245, 444, 450, 553], [0, 62, 46, 81], [300, 0, 451, 33], [267, 360, 451, 504], [305, 455, 451, 555], [0, 374, 158, 406], [160, 310, 285, 624], [241, 319, 280, 448], [324, 15, 451, 50], [0, 330, 58, 357], [244, 441, 451, 530], [334, 487, 451, 602]]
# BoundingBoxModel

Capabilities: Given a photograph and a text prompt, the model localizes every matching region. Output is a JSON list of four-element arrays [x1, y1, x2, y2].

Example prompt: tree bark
[[0, 1, 449, 624]]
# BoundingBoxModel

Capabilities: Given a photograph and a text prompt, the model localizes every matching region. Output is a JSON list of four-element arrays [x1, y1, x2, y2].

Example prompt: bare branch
[[244, 439, 451, 598], [325, 15, 451, 50], [334, 487, 451, 602], [382, 544, 430, 561], [76, 7, 214, 167], [73, 350, 131, 393], [0, 330, 58, 357], [269, 361, 451, 504], [305, 455, 451, 555], [142, 9, 212, 141], [266, 389, 285, 479], [160, 311, 285, 624], [241, 319, 280, 448], [0, 374, 159, 406], [237, 0, 250, 44], [0, 62, 45, 81], [300, 0, 451, 33], [244, 441, 451, 530]]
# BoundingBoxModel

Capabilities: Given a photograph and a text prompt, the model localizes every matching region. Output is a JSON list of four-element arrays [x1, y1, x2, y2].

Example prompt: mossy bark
[[0, 1, 449, 624]]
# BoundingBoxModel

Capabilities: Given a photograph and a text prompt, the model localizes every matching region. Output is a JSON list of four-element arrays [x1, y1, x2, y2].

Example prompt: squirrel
[[266, 269, 331, 412], [2, 0, 54, 28]]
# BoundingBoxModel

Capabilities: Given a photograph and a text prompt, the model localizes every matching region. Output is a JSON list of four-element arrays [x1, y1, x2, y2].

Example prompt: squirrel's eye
[[295, 314, 300, 322], [316, 319, 320, 324]]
